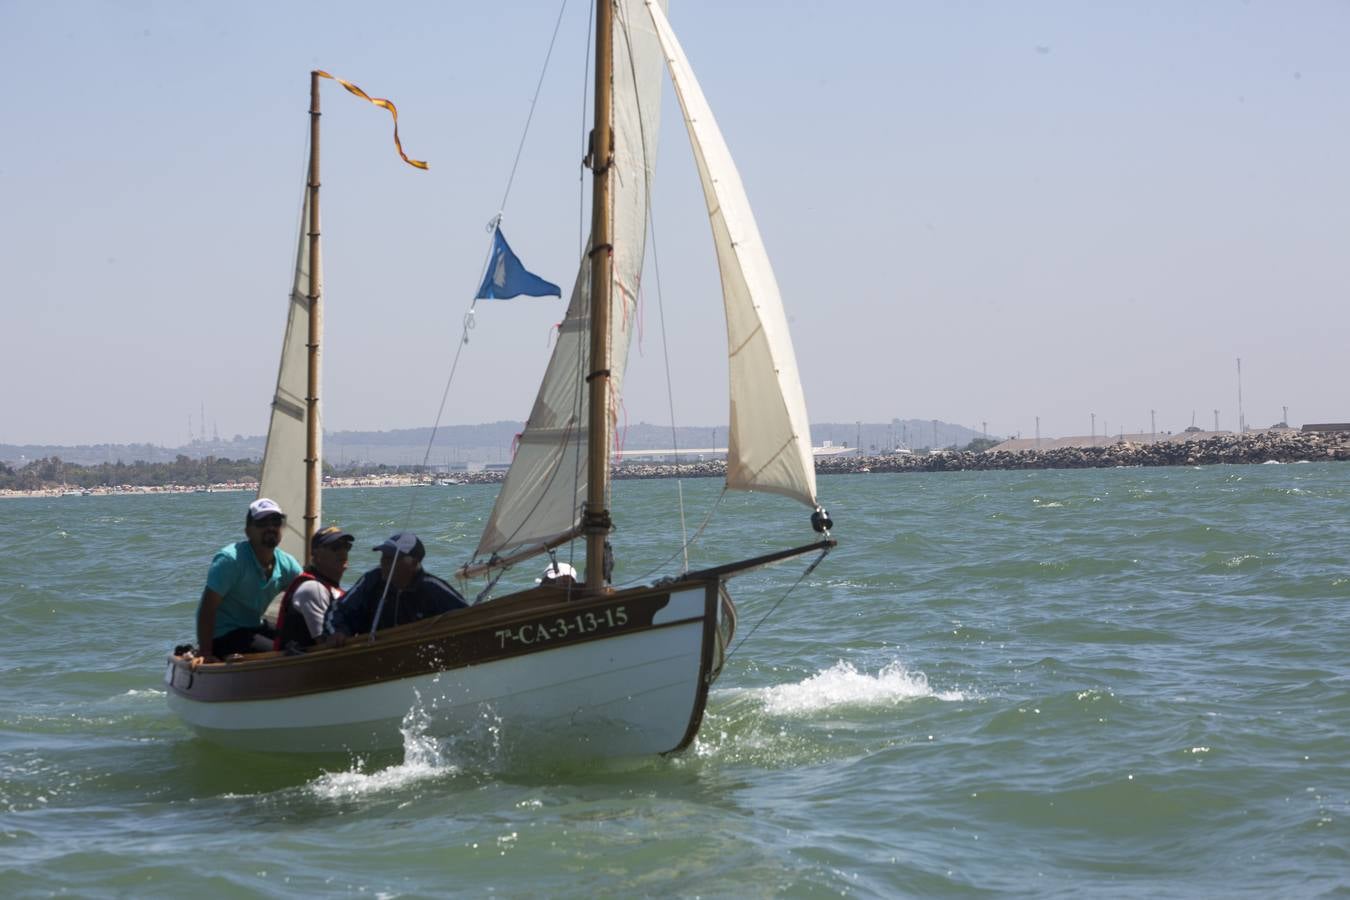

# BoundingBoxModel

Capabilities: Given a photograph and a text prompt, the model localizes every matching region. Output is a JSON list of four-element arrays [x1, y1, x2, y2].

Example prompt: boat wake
[[688, 660, 964, 765], [307, 695, 460, 800], [755, 660, 964, 715]]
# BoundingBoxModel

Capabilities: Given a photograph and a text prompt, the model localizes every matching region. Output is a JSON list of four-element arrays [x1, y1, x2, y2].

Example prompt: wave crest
[[757, 660, 963, 715]]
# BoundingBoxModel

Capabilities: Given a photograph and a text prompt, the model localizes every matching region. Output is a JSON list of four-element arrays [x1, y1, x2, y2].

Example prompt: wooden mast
[[583, 0, 615, 591], [304, 71, 323, 563]]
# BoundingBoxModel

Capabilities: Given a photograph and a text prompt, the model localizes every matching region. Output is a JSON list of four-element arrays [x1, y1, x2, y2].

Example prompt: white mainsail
[[258, 186, 319, 563], [645, 0, 818, 509], [471, 0, 666, 565]]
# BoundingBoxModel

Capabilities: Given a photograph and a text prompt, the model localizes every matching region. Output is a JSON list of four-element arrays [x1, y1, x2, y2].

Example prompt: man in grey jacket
[[326, 531, 467, 639]]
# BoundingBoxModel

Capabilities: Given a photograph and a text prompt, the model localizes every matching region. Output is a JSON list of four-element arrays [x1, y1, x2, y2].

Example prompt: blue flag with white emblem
[[475, 227, 561, 300]]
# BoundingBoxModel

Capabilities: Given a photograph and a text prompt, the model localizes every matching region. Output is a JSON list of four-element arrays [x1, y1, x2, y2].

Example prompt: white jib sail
[[258, 184, 319, 563], [645, 0, 818, 509], [471, 0, 666, 565]]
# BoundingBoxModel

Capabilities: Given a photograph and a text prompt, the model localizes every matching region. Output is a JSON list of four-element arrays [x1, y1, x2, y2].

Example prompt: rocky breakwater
[[440, 431, 1349, 486], [613, 460, 727, 481], [819, 430, 1350, 475]]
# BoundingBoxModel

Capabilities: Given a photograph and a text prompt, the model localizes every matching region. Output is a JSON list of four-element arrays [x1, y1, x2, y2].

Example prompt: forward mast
[[304, 71, 323, 561]]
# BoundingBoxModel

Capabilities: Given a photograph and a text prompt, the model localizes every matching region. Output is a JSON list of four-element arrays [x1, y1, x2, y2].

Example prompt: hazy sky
[[2, 1, 1346, 446]]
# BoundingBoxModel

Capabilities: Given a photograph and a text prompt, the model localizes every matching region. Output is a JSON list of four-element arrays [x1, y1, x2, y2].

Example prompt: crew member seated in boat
[[325, 531, 467, 639], [195, 498, 303, 661], [536, 560, 578, 588], [273, 525, 354, 650]]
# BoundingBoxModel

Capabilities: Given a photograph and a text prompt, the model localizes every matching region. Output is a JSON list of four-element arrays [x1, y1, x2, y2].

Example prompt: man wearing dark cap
[[272, 525, 355, 650], [325, 531, 467, 639], [196, 497, 304, 660]]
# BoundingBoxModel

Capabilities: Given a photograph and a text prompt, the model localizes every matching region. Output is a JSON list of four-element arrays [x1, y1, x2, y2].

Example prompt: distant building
[[617, 448, 727, 464], [813, 440, 863, 459]]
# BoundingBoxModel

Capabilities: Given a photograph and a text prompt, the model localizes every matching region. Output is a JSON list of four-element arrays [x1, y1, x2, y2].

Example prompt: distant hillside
[[0, 440, 261, 467], [0, 419, 988, 467]]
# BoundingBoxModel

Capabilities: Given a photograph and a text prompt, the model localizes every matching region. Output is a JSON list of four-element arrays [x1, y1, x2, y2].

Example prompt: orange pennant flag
[[315, 70, 428, 170]]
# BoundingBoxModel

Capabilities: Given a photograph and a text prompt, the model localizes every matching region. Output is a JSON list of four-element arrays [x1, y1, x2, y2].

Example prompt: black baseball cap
[[312, 525, 355, 550], [373, 531, 425, 560]]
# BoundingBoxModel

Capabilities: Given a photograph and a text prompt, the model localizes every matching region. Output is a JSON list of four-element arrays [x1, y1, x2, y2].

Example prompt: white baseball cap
[[536, 561, 578, 584], [248, 497, 285, 521]]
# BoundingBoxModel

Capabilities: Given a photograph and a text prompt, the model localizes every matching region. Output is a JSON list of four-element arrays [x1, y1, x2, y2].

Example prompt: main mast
[[583, 0, 616, 591], [304, 71, 323, 562]]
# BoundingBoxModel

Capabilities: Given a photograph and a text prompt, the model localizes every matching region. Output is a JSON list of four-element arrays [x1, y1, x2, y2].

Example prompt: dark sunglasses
[[255, 515, 286, 527]]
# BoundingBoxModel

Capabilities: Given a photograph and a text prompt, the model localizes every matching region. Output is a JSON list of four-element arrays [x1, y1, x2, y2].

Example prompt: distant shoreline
[[3, 431, 1345, 500], [0, 475, 456, 501]]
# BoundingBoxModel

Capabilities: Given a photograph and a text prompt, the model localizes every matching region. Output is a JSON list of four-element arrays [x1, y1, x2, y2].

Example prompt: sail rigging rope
[[644, 207, 691, 569], [477, 1, 701, 587], [408, 0, 573, 493], [499, 0, 573, 213], [578, 0, 595, 260], [612, 488, 724, 588], [561, 5, 593, 584], [380, 1, 702, 601], [724, 543, 832, 663], [460, 0, 596, 584], [360, 1, 578, 636], [615, 0, 692, 569], [470, 0, 591, 581]]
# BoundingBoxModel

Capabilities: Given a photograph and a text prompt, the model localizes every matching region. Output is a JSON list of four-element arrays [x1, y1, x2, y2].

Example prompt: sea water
[[1, 463, 1346, 897]]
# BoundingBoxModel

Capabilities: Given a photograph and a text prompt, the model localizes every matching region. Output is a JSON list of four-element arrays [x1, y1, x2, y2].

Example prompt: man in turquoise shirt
[[196, 498, 303, 660]]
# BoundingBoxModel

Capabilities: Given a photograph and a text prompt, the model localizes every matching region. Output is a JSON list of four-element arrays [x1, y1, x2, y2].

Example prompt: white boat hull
[[167, 581, 733, 758], [168, 617, 707, 756]]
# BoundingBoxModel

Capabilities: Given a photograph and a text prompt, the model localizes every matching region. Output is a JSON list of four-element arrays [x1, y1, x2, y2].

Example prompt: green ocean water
[[1, 463, 1346, 897]]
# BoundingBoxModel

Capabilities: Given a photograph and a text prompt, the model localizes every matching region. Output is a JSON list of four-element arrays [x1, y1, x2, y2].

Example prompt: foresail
[[258, 185, 319, 563], [645, 0, 818, 509], [470, 0, 666, 567]]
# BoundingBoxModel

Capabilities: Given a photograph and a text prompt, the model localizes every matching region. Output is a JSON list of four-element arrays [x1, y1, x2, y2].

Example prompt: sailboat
[[165, 0, 834, 757]]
